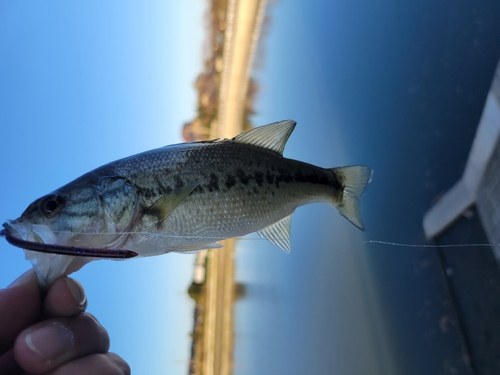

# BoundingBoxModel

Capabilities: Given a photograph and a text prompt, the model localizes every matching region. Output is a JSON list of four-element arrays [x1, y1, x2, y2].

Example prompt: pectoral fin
[[143, 181, 200, 225], [257, 215, 292, 253]]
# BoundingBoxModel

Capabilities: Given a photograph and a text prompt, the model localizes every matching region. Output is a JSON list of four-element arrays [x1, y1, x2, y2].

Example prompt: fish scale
[[2, 120, 371, 287]]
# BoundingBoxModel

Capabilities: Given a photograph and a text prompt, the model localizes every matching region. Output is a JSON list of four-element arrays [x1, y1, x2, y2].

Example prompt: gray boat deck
[[424, 61, 500, 374], [424, 61, 500, 249]]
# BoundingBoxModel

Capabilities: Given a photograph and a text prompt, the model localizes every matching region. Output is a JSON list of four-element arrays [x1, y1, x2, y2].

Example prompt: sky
[[2, 1, 500, 375], [0, 2, 207, 373]]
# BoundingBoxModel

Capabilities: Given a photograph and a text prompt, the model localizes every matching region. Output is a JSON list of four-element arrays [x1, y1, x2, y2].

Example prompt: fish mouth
[[1, 220, 138, 259], [1, 220, 44, 253], [2, 221, 23, 240], [2, 220, 45, 243]]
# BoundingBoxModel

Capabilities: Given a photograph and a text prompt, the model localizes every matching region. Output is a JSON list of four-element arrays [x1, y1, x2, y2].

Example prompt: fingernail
[[8, 269, 35, 288], [65, 278, 87, 308], [25, 322, 74, 360]]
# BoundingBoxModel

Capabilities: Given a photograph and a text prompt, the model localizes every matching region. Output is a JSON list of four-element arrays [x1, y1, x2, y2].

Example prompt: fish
[[2, 120, 371, 287]]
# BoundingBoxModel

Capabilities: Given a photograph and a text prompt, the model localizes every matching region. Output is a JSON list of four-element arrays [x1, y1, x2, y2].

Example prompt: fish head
[[2, 176, 141, 288], [4, 176, 141, 249]]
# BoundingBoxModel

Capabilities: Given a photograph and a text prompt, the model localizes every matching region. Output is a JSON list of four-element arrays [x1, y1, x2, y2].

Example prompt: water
[[234, 0, 500, 374]]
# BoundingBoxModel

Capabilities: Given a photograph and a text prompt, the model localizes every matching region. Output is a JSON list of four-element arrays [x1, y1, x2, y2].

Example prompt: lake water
[[233, 1, 500, 374]]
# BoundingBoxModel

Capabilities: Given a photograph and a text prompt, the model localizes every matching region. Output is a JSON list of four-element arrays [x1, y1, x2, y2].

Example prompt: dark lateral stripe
[[231, 168, 336, 189], [206, 173, 220, 192], [254, 171, 264, 186], [225, 175, 236, 189]]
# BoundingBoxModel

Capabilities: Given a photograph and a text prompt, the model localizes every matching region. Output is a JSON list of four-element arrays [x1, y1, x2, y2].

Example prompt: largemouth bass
[[2, 120, 371, 286]]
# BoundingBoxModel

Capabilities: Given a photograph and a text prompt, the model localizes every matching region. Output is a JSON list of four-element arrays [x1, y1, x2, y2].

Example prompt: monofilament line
[[364, 240, 496, 248]]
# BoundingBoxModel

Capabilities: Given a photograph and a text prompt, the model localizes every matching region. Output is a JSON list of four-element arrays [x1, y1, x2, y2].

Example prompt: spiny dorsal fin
[[233, 120, 296, 155], [143, 180, 200, 225], [257, 214, 292, 253]]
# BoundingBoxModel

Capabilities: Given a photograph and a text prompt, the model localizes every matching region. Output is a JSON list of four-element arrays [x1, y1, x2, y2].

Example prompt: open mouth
[[0, 225, 138, 259], [2, 222, 20, 238]]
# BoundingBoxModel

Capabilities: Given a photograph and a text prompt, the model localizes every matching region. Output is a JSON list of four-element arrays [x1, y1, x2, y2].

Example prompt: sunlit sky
[[1, 2, 207, 373]]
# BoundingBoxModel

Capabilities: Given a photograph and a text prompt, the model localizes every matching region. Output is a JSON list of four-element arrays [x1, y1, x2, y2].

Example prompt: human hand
[[0, 270, 130, 375]]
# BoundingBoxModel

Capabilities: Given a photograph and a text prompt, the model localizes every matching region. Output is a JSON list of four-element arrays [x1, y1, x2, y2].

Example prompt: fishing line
[[5, 228, 495, 257], [364, 240, 496, 248], [53, 231, 498, 247]]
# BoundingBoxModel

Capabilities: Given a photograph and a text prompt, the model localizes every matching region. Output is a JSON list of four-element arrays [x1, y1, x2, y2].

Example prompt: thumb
[[0, 269, 41, 354]]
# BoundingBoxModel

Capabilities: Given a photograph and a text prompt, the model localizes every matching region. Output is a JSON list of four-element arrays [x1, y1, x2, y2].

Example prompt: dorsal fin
[[233, 120, 296, 155]]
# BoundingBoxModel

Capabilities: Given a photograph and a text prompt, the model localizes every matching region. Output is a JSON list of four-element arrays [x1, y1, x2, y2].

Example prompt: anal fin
[[257, 215, 292, 253]]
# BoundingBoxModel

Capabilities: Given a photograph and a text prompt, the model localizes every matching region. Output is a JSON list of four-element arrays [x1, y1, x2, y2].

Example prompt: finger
[[14, 313, 110, 375], [0, 270, 41, 354], [48, 353, 130, 375], [44, 277, 87, 317]]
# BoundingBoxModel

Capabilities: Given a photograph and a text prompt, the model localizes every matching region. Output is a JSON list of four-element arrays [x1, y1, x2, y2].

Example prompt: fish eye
[[39, 195, 65, 217]]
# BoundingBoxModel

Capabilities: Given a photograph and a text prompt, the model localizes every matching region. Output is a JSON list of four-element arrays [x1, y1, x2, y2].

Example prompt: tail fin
[[332, 166, 372, 230]]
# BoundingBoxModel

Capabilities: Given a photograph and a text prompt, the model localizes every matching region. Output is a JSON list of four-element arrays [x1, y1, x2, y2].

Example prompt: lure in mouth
[[1, 225, 138, 259]]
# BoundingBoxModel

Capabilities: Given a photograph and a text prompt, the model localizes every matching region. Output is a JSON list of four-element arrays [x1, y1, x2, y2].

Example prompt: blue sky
[[1, 2, 206, 373]]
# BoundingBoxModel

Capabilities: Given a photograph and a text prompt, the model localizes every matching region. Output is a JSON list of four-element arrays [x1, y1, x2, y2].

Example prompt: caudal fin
[[332, 166, 372, 230]]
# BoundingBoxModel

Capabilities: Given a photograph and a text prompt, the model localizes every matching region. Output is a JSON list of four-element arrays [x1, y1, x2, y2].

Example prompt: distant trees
[[182, 0, 257, 143]]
